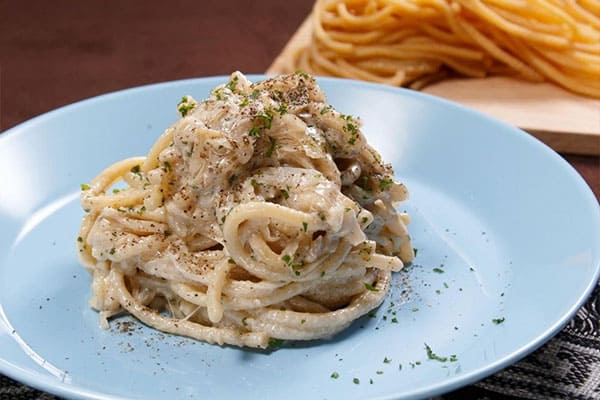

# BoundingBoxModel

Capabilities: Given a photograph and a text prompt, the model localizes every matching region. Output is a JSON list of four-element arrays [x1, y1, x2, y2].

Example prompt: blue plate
[[0, 76, 598, 400]]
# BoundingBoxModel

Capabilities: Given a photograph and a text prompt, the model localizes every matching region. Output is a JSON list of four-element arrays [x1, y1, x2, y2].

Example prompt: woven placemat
[[2, 284, 598, 400]]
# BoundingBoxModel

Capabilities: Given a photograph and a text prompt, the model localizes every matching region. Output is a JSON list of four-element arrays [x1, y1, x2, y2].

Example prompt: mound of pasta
[[293, 0, 600, 97], [77, 72, 413, 348]]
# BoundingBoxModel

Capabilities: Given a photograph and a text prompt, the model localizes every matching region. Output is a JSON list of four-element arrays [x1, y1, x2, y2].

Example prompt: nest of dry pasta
[[292, 0, 599, 97]]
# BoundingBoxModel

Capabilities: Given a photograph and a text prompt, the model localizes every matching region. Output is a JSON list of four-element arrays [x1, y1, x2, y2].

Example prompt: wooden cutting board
[[267, 16, 600, 156]]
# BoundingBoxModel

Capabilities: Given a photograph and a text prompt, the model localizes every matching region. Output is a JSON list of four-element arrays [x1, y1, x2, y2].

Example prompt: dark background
[[0, 0, 312, 130]]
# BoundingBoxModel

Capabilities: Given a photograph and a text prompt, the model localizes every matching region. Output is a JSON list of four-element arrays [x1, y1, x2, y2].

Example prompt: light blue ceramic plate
[[0, 76, 599, 400]]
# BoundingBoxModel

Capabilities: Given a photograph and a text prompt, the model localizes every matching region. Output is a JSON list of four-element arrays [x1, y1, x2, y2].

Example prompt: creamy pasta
[[77, 72, 413, 348]]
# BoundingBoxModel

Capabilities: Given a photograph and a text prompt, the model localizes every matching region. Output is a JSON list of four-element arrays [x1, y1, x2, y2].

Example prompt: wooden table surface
[[0, 1, 598, 398]]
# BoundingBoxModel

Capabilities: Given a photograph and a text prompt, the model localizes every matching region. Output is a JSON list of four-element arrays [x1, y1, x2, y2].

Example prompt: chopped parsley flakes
[[265, 136, 277, 157], [424, 343, 447, 362], [364, 283, 379, 292], [341, 115, 358, 144], [248, 125, 261, 137], [257, 110, 273, 129], [268, 338, 284, 348], [379, 178, 393, 190], [275, 103, 288, 115], [320, 105, 332, 115], [226, 75, 239, 92], [177, 96, 197, 117]]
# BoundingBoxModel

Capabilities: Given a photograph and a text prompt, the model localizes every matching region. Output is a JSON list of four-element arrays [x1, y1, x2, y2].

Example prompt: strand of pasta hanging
[[77, 72, 414, 349], [290, 0, 600, 97]]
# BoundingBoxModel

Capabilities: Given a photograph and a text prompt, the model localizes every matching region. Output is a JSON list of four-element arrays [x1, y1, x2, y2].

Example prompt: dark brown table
[[1, 1, 599, 399]]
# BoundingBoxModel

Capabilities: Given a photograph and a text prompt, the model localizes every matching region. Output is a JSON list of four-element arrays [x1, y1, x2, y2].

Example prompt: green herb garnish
[[364, 283, 379, 292], [275, 103, 288, 115], [347, 127, 358, 144], [248, 125, 261, 137], [212, 88, 224, 100], [425, 343, 448, 362], [265, 136, 277, 157], [268, 338, 284, 348], [177, 96, 197, 117], [294, 70, 310, 79], [226, 75, 239, 92], [341, 114, 358, 144], [256, 110, 274, 129], [320, 105, 332, 115], [379, 178, 393, 190]]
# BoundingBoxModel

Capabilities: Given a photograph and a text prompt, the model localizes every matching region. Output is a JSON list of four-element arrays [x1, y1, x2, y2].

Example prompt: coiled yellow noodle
[[291, 0, 600, 97]]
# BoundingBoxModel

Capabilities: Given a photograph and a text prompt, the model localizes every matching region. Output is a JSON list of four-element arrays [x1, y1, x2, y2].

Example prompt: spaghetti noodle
[[77, 72, 414, 348], [292, 0, 600, 97]]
